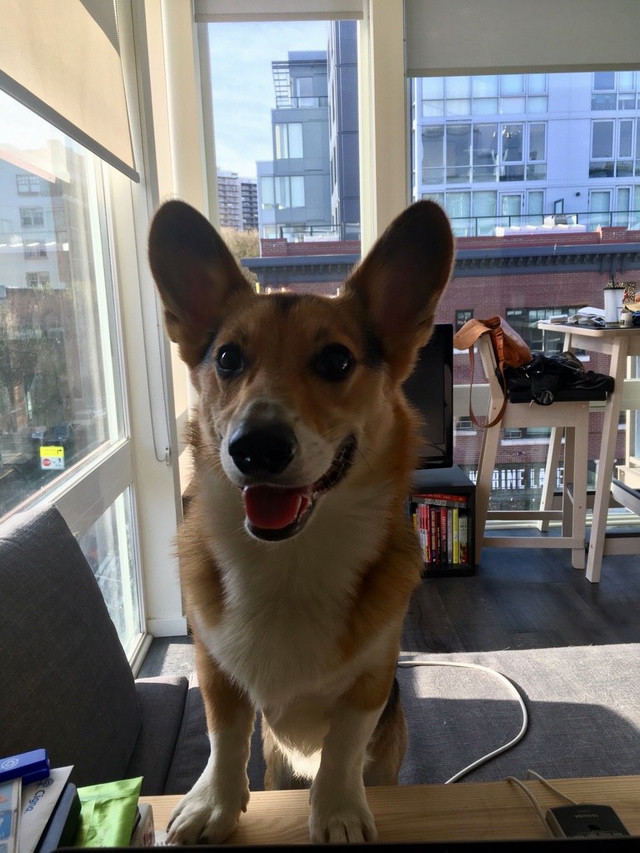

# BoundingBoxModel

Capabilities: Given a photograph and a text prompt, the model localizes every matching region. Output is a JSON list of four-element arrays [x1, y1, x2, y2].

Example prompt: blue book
[[34, 783, 80, 853]]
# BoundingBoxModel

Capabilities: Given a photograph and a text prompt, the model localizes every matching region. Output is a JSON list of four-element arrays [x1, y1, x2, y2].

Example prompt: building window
[[592, 71, 638, 110], [422, 118, 544, 188], [455, 309, 473, 332], [16, 174, 42, 194], [275, 123, 303, 159], [527, 123, 547, 179], [24, 241, 47, 259], [501, 124, 524, 180], [293, 75, 315, 107], [472, 123, 497, 182], [20, 207, 45, 227], [446, 124, 471, 182], [589, 119, 638, 178], [261, 175, 306, 209], [25, 271, 50, 288]]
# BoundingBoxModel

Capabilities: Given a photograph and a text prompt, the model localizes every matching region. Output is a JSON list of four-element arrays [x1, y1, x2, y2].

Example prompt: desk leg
[[539, 427, 563, 531], [585, 338, 628, 583]]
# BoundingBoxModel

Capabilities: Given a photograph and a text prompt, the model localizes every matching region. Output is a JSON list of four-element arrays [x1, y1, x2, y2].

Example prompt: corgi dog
[[148, 199, 454, 844]]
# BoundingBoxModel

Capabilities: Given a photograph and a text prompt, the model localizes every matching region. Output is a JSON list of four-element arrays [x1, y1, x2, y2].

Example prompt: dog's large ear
[[148, 200, 254, 368], [344, 201, 454, 380]]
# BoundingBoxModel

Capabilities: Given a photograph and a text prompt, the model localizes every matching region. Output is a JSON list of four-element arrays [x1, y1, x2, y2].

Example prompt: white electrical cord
[[397, 658, 529, 783], [505, 770, 578, 834]]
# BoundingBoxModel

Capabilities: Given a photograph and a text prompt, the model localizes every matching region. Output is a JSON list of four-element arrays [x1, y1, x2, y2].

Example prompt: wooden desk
[[538, 323, 640, 582], [141, 776, 640, 844]]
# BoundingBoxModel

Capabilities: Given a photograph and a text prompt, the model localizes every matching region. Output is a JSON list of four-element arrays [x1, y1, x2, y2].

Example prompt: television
[[402, 323, 453, 469]]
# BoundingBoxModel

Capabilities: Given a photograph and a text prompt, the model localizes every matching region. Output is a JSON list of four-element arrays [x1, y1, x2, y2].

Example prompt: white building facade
[[412, 70, 640, 236]]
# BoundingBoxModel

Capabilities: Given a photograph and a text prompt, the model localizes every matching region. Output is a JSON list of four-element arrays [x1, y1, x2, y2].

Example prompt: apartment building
[[257, 51, 331, 239], [412, 71, 640, 235]]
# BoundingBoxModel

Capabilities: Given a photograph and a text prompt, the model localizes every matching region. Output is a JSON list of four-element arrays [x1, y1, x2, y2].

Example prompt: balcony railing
[[444, 209, 640, 237]]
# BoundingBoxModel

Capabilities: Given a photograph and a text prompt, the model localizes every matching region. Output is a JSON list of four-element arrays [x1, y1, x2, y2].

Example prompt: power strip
[[546, 804, 630, 839]]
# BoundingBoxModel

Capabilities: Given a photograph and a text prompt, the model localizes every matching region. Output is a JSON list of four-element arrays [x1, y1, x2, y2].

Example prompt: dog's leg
[[309, 666, 397, 844], [167, 645, 255, 845]]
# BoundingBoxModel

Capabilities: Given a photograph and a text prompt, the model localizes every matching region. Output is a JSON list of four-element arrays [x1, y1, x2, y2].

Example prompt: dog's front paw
[[309, 789, 377, 844], [166, 778, 249, 845]]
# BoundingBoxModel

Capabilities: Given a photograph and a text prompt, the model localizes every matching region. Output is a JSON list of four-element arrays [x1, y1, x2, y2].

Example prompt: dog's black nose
[[228, 423, 297, 477]]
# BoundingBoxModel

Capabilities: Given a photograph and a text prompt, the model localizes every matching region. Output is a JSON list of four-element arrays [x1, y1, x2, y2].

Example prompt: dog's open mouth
[[242, 435, 357, 542]]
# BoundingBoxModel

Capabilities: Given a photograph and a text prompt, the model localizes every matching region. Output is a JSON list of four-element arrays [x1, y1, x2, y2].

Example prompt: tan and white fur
[[148, 200, 454, 844]]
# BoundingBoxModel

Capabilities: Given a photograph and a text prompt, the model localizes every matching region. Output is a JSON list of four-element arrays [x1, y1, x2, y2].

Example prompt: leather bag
[[453, 316, 532, 427]]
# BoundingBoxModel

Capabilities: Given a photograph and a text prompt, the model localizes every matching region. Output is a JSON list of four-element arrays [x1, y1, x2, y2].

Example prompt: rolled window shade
[[0, 0, 139, 182], [405, 0, 640, 77], [194, 0, 362, 22]]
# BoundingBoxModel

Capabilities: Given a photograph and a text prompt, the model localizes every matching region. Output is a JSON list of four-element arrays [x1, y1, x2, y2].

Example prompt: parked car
[[42, 423, 74, 448]]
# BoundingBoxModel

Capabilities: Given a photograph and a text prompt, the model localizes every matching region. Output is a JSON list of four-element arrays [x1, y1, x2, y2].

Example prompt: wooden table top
[[141, 776, 640, 844]]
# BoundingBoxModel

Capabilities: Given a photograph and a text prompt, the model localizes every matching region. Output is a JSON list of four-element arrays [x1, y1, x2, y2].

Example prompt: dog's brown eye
[[313, 344, 354, 382], [216, 344, 245, 378]]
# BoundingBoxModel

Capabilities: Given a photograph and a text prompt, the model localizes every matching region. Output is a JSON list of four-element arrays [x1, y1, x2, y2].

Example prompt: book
[[412, 492, 468, 504], [452, 506, 460, 564], [459, 512, 469, 564], [19, 766, 73, 853], [0, 778, 21, 853], [34, 783, 80, 853]]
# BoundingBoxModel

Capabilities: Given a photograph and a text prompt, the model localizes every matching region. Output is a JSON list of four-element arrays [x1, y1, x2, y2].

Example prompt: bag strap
[[467, 337, 508, 429], [454, 319, 507, 429]]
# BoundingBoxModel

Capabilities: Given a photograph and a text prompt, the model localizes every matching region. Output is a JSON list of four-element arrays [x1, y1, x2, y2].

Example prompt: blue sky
[[208, 21, 328, 178]]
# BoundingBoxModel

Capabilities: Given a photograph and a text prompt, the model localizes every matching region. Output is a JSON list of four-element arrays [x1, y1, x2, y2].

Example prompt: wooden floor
[[403, 542, 640, 653], [140, 542, 640, 677]]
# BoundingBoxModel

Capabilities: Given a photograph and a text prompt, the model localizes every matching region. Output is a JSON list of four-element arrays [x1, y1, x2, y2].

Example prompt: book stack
[[0, 751, 153, 851], [0, 757, 79, 853], [410, 491, 471, 573]]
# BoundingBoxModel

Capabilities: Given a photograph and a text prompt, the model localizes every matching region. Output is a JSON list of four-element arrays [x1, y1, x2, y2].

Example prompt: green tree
[[221, 227, 260, 289]]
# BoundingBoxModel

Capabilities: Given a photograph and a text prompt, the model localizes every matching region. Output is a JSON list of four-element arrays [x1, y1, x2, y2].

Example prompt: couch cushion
[[0, 506, 142, 786], [163, 672, 266, 795], [127, 676, 189, 794]]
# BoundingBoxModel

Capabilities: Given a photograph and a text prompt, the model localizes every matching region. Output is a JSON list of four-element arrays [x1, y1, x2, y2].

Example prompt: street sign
[[40, 445, 65, 471]]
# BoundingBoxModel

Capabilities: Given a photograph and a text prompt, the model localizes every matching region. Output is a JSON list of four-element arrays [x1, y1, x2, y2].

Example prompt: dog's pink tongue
[[243, 485, 311, 530]]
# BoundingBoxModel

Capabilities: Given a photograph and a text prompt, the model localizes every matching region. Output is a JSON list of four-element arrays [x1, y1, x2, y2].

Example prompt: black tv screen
[[402, 323, 453, 469]]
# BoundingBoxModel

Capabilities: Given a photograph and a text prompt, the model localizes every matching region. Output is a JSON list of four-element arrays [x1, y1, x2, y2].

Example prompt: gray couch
[[2, 505, 639, 798], [0, 505, 213, 796]]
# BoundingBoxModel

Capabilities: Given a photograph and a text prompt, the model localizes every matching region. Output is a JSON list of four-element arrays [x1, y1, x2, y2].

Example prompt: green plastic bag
[[74, 777, 143, 847]]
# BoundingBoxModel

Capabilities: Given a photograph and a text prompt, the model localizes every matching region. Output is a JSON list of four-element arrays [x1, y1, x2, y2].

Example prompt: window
[[590, 119, 640, 178], [16, 174, 42, 194], [527, 123, 546, 179], [472, 124, 497, 182], [275, 123, 304, 159], [422, 125, 444, 183], [260, 175, 306, 209], [203, 17, 357, 257], [25, 270, 50, 288], [501, 124, 524, 180], [455, 309, 473, 332], [24, 241, 47, 259], [419, 114, 545, 192], [589, 189, 612, 227], [294, 75, 315, 107], [592, 70, 639, 110], [446, 124, 471, 182], [0, 90, 145, 656], [20, 206, 45, 227], [412, 66, 640, 513]]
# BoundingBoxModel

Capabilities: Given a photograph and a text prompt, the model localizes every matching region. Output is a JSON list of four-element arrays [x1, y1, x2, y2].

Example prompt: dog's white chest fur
[[193, 472, 393, 708]]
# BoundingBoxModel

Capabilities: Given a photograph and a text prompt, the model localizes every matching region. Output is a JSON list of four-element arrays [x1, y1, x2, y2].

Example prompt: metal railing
[[444, 209, 640, 238]]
